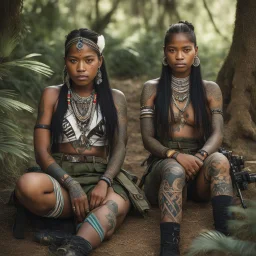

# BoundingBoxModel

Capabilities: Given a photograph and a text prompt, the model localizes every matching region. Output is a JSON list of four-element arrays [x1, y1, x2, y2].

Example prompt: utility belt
[[61, 154, 108, 164]]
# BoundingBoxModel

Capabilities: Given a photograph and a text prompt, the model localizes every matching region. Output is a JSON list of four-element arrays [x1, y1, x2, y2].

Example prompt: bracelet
[[197, 149, 209, 159], [100, 176, 112, 187], [34, 124, 51, 130], [172, 152, 179, 160], [194, 155, 204, 163], [166, 149, 177, 158]]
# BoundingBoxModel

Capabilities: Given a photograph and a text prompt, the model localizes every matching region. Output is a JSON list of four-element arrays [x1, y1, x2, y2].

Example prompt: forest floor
[[0, 79, 255, 256]]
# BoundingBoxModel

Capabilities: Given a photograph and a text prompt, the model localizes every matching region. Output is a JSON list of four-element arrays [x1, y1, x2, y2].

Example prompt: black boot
[[160, 222, 180, 256], [212, 195, 233, 236], [48, 235, 92, 256], [33, 230, 73, 246]]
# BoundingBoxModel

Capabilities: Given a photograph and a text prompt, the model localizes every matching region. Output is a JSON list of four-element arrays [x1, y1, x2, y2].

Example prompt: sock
[[160, 222, 180, 256], [212, 195, 233, 236]]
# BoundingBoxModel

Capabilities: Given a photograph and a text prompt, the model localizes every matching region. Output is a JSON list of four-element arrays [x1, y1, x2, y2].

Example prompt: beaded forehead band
[[65, 35, 105, 55]]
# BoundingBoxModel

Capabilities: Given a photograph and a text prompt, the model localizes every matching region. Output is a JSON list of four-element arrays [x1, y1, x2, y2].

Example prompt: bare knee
[[101, 198, 129, 239], [15, 173, 55, 214], [205, 152, 230, 177], [160, 159, 186, 187], [16, 173, 45, 199]]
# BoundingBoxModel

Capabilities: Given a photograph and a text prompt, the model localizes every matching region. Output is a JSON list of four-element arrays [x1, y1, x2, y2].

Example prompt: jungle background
[[0, 0, 255, 255]]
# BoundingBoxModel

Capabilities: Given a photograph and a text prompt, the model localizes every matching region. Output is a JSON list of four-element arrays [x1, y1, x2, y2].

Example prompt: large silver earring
[[96, 68, 102, 85], [162, 56, 168, 66], [193, 56, 200, 67], [63, 66, 71, 89]]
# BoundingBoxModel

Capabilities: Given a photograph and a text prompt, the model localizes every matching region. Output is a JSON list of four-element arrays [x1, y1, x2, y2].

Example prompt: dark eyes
[[69, 59, 94, 64], [168, 48, 191, 53]]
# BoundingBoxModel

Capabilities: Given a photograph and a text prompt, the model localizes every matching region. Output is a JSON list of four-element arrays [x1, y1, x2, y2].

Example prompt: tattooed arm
[[198, 81, 224, 157], [104, 89, 128, 179], [89, 89, 128, 209], [140, 80, 169, 158], [34, 85, 89, 221]]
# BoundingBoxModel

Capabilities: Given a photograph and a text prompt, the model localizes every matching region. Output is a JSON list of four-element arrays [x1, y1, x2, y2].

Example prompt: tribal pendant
[[174, 112, 186, 127], [76, 38, 84, 51], [78, 133, 91, 149], [180, 113, 186, 125], [174, 94, 189, 102]]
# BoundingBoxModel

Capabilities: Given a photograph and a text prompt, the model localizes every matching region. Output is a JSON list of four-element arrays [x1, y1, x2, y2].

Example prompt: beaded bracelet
[[100, 176, 112, 187]]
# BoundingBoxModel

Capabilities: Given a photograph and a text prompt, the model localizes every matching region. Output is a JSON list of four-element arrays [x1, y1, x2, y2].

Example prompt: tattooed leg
[[77, 191, 130, 248], [204, 152, 233, 197], [158, 159, 186, 223], [196, 152, 233, 200]]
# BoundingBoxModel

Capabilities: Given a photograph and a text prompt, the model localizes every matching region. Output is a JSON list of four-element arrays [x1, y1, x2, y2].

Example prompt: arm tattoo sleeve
[[141, 117, 169, 157], [140, 82, 169, 158], [201, 83, 224, 155], [45, 163, 69, 187], [104, 93, 128, 180], [45, 163, 80, 191], [202, 114, 224, 155]]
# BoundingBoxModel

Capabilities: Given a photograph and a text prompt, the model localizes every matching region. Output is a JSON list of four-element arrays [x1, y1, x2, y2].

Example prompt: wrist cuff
[[100, 176, 112, 187]]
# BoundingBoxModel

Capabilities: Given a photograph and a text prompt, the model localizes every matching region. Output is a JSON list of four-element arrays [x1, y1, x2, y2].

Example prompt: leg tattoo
[[105, 200, 118, 231], [158, 162, 185, 223], [204, 155, 233, 197]]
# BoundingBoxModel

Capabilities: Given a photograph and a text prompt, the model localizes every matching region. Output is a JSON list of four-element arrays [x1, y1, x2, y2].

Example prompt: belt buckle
[[67, 155, 80, 163]]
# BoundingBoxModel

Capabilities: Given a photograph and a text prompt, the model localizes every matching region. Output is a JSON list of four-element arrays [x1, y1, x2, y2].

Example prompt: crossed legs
[[15, 172, 130, 252]]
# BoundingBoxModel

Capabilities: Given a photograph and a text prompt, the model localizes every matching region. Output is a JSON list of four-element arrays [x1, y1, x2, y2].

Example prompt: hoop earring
[[96, 68, 102, 85], [162, 56, 168, 66], [193, 56, 200, 67]]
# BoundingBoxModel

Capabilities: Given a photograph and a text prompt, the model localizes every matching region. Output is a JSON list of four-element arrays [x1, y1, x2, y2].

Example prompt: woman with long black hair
[[140, 21, 233, 256], [14, 28, 136, 256]]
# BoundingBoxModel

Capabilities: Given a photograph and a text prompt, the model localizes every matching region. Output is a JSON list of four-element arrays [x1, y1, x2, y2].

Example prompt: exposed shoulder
[[40, 84, 63, 106], [111, 88, 127, 106], [140, 78, 159, 106], [203, 80, 223, 103]]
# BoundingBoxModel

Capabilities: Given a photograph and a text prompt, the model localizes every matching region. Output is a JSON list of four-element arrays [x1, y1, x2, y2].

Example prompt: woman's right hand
[[176, 153, 203, 180], [68, 180, 90, 223]]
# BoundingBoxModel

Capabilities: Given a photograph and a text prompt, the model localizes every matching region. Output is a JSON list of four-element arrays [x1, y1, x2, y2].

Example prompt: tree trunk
[[217, 0, 256, 159]]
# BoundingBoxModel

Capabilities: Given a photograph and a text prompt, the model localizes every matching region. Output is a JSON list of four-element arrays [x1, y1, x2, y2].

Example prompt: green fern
[[0, 90, 33, 160], [186, 202, 256, 256]]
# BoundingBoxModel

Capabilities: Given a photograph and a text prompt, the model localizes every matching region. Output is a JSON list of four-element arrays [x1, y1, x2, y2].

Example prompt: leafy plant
[[0, 1, 53, 185], [186, 201, 256, 256]]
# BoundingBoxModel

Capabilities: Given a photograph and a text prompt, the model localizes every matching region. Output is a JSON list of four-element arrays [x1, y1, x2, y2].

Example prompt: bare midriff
[[58, 143, 107, 158]]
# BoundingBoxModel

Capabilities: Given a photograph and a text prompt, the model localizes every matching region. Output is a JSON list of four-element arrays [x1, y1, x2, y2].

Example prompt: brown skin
[[140, 32, 232, 223], [15, 43, 130, 247]]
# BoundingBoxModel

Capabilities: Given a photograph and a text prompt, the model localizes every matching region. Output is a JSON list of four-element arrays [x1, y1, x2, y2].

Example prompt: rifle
[[219, 148, 256, 208]]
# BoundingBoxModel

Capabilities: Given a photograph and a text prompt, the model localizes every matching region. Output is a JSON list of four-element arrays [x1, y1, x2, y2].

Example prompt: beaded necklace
[[171, 75, 190, 102], [67, 89, 97, 149], [171, 75, 190, 126]]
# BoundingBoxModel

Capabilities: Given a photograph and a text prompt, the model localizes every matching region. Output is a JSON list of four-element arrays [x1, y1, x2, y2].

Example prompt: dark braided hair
[[155, 21, 211, 142], [51, 28, 118, 153]]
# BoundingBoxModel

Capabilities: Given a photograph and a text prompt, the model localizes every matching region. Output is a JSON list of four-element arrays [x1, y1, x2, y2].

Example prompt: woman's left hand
[[89, 180, 108, 210]]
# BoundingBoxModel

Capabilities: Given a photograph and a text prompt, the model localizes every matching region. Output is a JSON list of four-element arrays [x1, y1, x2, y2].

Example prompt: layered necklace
[[171, 75, 190, 125], [67, 89, 97, 149]]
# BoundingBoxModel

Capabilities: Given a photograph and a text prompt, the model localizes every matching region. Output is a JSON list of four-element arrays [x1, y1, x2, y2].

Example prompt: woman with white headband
[[13, 28, 137, 256]]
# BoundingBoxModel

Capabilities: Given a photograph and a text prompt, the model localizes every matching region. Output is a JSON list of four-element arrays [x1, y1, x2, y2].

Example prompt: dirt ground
[[0, 79, 255, 256]]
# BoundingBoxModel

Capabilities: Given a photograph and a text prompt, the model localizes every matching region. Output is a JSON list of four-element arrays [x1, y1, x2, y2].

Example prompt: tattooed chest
[[170, 107, 196, 133]]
